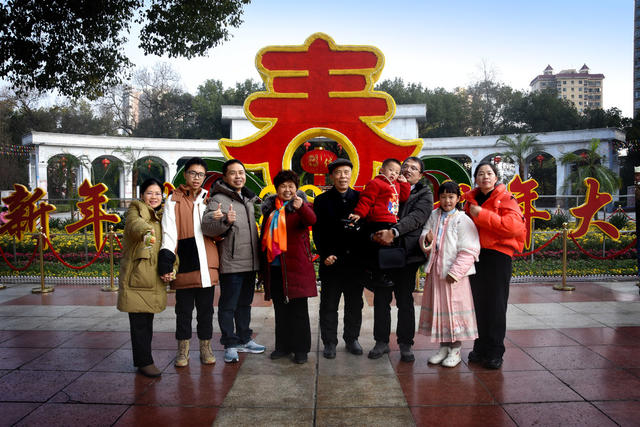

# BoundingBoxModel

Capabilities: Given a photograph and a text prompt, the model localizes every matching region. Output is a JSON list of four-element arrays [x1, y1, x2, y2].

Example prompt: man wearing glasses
[[368, 156, 433, 362], [159, 157, 220, 367]]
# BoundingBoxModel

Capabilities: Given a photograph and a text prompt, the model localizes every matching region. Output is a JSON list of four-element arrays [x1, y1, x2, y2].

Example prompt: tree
[[559, 138, 621, 195], [0, 0, 251, 99], [495, 133, 546, 178], [191, 78, 263, 139], [375, 78, 469, 137], [465, 64, 515, 136], [503, 89, 582, 133]]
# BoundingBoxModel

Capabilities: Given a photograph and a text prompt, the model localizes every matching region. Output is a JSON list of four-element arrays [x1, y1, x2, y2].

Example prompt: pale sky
[[129, 1, 633, 118]]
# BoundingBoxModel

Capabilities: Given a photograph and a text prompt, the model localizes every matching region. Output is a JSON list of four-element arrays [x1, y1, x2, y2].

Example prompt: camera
[[341, 218, 361, 232]]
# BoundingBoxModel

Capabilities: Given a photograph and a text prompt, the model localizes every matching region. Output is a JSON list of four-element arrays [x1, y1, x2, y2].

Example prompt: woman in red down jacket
[[260, 170, 317, 364], [463, 161, 525, 370]]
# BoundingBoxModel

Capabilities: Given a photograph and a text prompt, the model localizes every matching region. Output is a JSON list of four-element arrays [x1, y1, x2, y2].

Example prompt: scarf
[[262, 197, 289, 263]]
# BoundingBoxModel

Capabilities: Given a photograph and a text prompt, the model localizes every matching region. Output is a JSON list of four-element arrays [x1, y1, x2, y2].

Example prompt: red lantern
[[303, 141, 311, 151], [146, 158, 153, 170], [301, 148, 337, 186], [101, 158, 111, 169], [60, 156, 67, 168], [536, 154, 544, 167], [493, 155, 501, 164]]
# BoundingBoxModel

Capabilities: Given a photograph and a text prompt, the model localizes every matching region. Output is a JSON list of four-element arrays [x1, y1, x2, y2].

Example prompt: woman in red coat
[[464, 162, 525, 369], [261, 170, 317, 364]]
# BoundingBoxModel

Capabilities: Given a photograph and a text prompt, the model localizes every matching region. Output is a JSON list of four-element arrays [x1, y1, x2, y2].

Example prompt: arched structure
[[23, 108, 625, 199], [23, 132, 222, 197]]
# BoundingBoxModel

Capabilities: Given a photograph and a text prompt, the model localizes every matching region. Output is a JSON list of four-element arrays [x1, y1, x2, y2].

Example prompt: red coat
[[463, 184, 525, 257], [354, 175, 410, 223], [260, 194, 318, 301]]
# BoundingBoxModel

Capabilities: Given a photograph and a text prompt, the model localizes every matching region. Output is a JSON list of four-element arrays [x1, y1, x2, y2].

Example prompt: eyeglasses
[[186, 171, 206, 179], [402, 164, 421, 172]]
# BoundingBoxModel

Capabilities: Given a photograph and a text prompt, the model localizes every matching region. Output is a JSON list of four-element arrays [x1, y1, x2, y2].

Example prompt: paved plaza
[[0, 280, 639, 426]]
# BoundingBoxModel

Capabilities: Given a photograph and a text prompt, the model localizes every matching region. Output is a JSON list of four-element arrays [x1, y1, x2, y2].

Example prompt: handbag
[[377, 246, 406, 270]]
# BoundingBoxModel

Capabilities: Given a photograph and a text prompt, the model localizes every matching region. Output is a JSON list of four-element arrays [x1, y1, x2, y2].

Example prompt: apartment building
[[530, 65, 604, 114]]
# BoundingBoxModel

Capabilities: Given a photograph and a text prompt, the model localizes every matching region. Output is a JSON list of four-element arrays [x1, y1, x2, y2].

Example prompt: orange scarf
[[262, 197, 289, 263]]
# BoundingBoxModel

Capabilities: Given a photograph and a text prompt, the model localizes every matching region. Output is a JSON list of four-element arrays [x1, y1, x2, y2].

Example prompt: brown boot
[[199, 339, 216, 364], [138, 364, 161, 378], [175, 339, 189, 367]]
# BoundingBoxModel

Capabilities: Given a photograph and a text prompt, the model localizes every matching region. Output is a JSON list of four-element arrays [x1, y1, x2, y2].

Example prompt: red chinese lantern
[[536, 154, 545, 167], [60, 156, 67, 168], [303, 141, 311, 151], [492, 155, 501, 164], [101, 158, 111, 169], [301, 147, 337, 186], [146, 158, 153, 170]]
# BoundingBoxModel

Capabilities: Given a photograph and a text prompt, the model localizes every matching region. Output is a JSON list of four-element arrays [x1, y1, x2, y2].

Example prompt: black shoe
[[323, 343, 337, 359], [367, 341, 390, 359], [483, 357, 503, 369], [293, 352, 308, 364], [467, 350, 484, 364], [399, 343, 415, 362], [345, 340, 363, 355], [270, 350, 289, 360]]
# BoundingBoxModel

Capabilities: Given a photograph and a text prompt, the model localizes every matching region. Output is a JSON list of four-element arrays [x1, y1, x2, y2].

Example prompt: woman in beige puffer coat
[[117, 178, 173, 378]]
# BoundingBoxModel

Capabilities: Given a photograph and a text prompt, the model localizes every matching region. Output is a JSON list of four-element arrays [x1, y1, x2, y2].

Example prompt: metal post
[[553, 222, 575, 291], [101, 225, 118, 292], [32, 228, 54, 294]]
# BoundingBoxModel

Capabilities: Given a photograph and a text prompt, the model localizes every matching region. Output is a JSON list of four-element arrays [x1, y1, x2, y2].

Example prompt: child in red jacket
[[350, 158, 410, 228]]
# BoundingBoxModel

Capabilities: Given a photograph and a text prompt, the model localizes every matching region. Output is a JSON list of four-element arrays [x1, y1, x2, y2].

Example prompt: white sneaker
[[236, 340, 266, 354], [428, 346, 449, 365], [442, 347, 461, 368]]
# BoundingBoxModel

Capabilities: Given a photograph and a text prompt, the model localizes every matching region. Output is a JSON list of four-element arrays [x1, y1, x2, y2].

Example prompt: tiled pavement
[[0, 280, 639, 426]]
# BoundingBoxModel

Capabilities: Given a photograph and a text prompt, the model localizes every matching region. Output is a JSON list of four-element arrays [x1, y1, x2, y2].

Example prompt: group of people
[[117, 154, 525, 377]]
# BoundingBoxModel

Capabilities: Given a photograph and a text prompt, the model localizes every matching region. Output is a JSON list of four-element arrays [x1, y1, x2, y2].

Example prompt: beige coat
[[117, 200, 167, 313]]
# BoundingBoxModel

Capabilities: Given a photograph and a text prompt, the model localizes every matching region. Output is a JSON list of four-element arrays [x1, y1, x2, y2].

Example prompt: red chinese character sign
[[65, 179, 121, 250], [508, 176, 551, 250], [219, 33, 423, 187], [0, 184, 56, 241], [569, 177, 620, 240]]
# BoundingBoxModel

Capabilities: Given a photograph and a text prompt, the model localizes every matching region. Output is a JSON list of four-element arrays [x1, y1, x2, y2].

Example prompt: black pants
[[218, 272, 256, 348], [175, 287, 215, 340], [270, 267, 311, 354], [470, 249, 512, 360], [129, 312, 154, 367], [372, 262, 421, 345], [319, 269, 364, 345]]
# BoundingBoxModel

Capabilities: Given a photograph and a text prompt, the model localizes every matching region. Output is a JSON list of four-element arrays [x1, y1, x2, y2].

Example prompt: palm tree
[[495, 133, 545, 178], [559, 138, 621, 195]]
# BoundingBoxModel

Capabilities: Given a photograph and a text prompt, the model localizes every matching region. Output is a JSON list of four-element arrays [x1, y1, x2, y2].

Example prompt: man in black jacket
[[313, 158, 364, 359], [368, 156, 433, 362]]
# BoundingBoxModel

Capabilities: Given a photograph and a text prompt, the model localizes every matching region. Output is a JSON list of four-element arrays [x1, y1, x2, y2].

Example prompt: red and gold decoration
[[301, 147, 337, 186], [65, 179, 121, 250], [0, 184, 56, 241], [508, 175, 552, 250], [569, 177, 620, 240], [219, 33, 423, 188]]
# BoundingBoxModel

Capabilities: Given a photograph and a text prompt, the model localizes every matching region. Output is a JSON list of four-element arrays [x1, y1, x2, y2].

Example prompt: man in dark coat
[[313, 158, 364, 359], [369, 156, 433, 362]]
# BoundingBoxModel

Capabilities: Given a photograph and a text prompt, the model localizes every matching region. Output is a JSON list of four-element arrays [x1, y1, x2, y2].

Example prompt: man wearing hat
[[313, 158, 365, 358]]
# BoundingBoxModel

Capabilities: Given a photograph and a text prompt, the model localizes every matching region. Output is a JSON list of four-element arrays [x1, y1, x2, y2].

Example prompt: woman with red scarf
[[261, 170, 317, 364]]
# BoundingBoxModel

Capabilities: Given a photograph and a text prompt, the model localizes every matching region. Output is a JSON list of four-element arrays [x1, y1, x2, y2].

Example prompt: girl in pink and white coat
[[418, 181, 480, 367]]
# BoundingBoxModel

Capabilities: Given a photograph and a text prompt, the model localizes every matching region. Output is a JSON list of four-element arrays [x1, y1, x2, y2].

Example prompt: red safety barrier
[[114, 234, 123, 250], [605, 206, 636, 222], [569, 235, 638, 260], [514, 232, 561, 257], [0, 241, 39, 271], [43, 234, 108, 270]]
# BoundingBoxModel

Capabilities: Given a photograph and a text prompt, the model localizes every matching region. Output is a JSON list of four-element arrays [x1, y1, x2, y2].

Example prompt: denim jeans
[[218, 271, 256, 348]]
